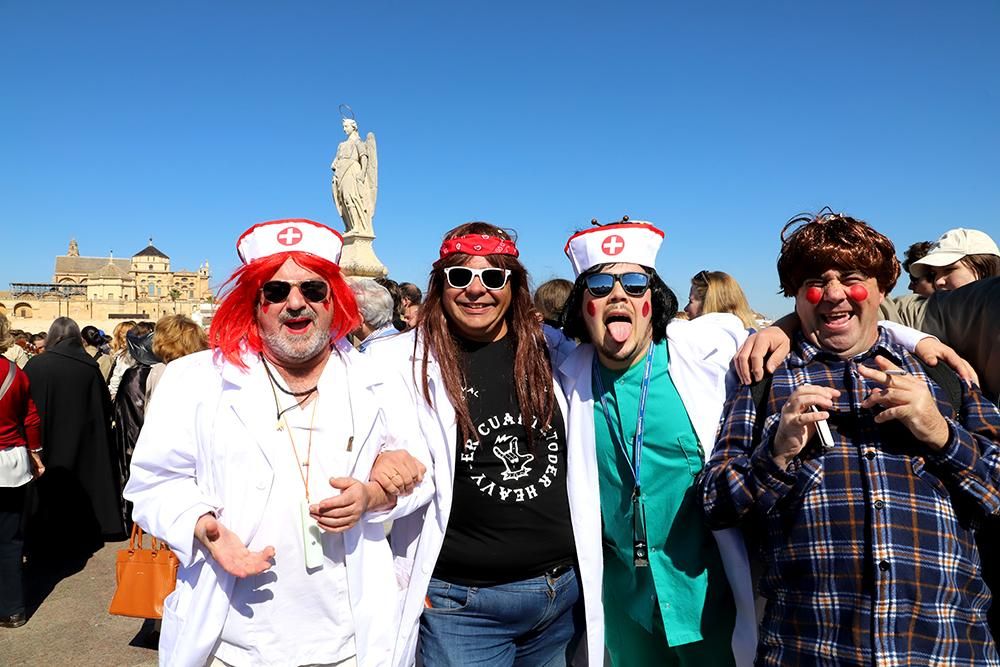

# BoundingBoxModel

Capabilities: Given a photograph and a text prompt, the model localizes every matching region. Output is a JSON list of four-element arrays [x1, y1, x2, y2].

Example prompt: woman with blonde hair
[[146, 315, 208, 402], [684, 270, 758, 329], [107, 320, 137, 400]]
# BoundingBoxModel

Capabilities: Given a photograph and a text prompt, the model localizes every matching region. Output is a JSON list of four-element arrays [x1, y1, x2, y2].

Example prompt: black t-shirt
[[433, 336, 577, 586]]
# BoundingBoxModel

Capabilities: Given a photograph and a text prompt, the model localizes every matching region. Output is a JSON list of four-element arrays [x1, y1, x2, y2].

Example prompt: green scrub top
[[593, 339, 733, 647]]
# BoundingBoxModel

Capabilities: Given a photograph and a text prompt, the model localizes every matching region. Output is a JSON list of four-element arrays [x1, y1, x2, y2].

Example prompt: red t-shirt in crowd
[[0, 357, 41, 450]]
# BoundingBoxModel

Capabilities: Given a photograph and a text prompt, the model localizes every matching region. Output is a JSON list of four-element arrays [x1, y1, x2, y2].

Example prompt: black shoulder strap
[[750, 373, 774, 421], [916, 359, 963, 413]]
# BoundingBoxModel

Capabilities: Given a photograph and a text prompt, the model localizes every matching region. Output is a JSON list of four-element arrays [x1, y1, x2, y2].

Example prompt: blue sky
[[2, 1, 998, 317]]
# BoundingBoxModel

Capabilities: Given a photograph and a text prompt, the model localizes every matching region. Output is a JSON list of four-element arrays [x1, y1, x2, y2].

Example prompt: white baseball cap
[[236, 219, 343, 265], [910, 228, 999, 277], [564, 221, 665, 277]]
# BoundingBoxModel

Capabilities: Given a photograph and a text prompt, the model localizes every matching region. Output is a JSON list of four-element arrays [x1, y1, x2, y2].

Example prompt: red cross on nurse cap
[[236, 219, 344, 266], [564, 216, 665, 277]]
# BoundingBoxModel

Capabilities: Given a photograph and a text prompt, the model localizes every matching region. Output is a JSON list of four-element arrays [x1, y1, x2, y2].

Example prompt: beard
[[259, 316, 331, 365]]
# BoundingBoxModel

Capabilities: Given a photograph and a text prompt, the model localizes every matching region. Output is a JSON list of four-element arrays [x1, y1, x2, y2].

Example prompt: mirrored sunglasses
[[260, 280, 329, 304], [584, 272, 650, 298], [443, 266, 511, 291]]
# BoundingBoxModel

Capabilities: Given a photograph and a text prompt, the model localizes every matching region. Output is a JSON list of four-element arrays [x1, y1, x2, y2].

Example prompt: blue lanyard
[[592, 342, 655, 491]]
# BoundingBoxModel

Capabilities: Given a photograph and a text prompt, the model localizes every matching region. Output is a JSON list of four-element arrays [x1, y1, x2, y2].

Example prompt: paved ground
[[0, 540, 158, 666]]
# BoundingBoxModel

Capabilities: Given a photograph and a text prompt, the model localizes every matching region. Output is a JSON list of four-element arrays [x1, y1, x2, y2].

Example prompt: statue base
[[340, 232, 388, 278]]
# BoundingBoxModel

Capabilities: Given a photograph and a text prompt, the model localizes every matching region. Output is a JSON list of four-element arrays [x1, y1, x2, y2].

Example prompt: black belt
[[544, 564, 573, 579]]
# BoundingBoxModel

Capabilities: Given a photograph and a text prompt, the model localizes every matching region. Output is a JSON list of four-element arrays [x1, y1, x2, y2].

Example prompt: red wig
[[210, 251, 361, 368]]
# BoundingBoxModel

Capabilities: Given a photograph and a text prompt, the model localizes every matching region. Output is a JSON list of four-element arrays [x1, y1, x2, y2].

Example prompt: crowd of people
[[0, 311, 210, 629], [0, 214, 997, 667]]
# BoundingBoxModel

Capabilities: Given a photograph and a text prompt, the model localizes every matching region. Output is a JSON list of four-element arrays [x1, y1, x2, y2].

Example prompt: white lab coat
[[557, 313, 757, 667], [124, 341, 433, 667], [370, 330, 605, 667]]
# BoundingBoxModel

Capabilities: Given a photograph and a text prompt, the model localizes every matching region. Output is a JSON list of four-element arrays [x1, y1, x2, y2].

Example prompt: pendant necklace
[[260, 353, 317, 429], [263, 358, 325, 570]]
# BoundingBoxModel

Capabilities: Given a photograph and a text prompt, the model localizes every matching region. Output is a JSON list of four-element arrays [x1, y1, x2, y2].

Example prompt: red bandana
[[439, 234, 519, 259]]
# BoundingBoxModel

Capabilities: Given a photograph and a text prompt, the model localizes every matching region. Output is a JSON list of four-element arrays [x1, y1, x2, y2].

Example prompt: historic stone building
[[1, 238, 214, 332], [50, 238, 211, 301]]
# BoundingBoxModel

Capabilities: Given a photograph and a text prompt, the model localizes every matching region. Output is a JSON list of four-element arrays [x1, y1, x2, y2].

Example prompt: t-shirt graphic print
[[432, 336, 576, 586]]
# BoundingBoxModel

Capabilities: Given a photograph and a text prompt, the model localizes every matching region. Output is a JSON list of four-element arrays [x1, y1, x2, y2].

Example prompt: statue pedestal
[[340, 232, 388, 278]]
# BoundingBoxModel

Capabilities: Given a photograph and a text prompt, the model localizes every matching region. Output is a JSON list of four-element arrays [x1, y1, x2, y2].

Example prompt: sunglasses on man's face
[[260, 280, 329, 304], [443, 266, 511, 291], [584, 272, 650, 298]]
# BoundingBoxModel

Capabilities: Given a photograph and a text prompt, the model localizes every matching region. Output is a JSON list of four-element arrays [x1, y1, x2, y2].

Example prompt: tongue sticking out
[[607, 321, 633, 344]]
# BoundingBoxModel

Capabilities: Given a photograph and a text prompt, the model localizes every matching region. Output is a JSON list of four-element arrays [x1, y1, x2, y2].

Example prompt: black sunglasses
[[260, 280, 329, 304], [443, 266, 511, 291], [584, 272, 650, 298]]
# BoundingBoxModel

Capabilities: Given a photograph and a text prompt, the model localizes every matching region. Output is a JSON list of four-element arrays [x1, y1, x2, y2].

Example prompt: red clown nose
[[805, 286, 823, 305], [848, 284, 869, 302]]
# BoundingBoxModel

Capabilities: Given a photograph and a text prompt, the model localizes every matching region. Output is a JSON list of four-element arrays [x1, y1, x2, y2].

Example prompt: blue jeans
[[419, 567, 584, 667]]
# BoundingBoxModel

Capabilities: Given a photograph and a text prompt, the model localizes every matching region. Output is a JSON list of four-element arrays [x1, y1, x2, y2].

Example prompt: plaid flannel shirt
[[700, 328, 1000, 666]]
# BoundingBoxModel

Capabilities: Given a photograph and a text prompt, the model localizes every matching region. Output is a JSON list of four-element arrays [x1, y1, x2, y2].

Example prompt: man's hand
[[772, 384, 840, 470], [28, 451, 44, 479], [734, 313, 798, 384], [858, 356, 951, 450], [310, 477, 371, 533], [370, 450, 426, 496], [194, 513, 275, 578], [913, 338, 980, 388]]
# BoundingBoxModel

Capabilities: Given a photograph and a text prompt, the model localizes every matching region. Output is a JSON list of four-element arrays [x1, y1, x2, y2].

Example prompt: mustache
[[278, 309, 316, 324]]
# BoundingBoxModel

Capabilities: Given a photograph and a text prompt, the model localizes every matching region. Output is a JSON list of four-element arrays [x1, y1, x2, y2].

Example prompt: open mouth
[[819, 311, 853, 330], [283, 317, 314, 333], [604, 310, 633, 344]]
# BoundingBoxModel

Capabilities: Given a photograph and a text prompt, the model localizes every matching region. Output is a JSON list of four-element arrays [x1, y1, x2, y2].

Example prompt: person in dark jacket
[[113, 322, 159, 484], [23, 317, 125, 560]]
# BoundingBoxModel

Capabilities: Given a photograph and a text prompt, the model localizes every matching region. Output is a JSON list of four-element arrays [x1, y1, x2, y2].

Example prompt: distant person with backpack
[[700, 212, 1000, 666]]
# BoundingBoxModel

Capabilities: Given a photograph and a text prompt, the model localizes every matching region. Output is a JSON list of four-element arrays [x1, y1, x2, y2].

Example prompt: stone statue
[[68, 239, 79, 257], [331, 118, 378, 236]]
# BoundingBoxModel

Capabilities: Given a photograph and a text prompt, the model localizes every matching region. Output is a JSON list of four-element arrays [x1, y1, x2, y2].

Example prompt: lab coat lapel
[[665, 331, 719, 457], [320, 344, 380, 477], [558, 342, 595, 402], [221, 353, 284, 475], [425, 355, 458, 488]]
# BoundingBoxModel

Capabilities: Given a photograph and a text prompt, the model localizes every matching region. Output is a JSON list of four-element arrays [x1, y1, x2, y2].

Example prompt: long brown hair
[[416, 222, 554, 446]]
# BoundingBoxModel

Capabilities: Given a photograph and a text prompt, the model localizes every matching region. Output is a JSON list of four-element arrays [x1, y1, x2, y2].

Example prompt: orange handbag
[[108, 523, 179, 619]]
